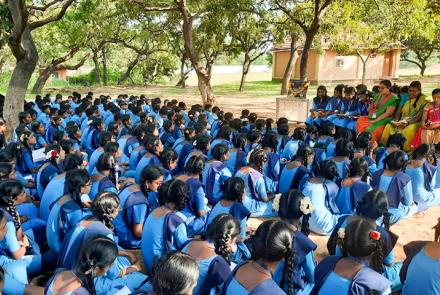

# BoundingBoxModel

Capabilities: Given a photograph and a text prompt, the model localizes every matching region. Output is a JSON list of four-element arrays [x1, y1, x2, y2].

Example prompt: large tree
[[2, 0, 74, 137]]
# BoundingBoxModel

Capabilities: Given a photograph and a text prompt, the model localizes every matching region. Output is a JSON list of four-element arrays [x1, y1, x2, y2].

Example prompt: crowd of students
[[0, 80, 438, 294]]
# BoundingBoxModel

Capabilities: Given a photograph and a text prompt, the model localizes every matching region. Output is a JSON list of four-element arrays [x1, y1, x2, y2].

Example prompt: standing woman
[[223, 220, 294, 295], [357, 80, 399, 143], [235, 149, 276, 217], [302, 160, 341, 235], [311, 219, 391, 295], [178, 156, 209, 237], [371, 150, 419, 224], [182, 214, 240, 295], [45, 236, 118, 295], [141, 179, 189, 274], [381, 81, 427, 151]]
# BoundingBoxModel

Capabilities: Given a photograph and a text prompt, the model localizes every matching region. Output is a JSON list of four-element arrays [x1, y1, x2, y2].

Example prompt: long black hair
[[249, 149, 268, 173], [0, 180, 23, 230], [383, 150, 407, 172], [0, 163, 13, 182], [348, 158, 370, 182], [221, 177, 245, 202], [91, 192, 120, 231], [65, 169, 90, 209], [184, 156, 205, 177], [294, 145, 315, 167], [313, 160, 339, 181], [279, 190, 311, 236], [140, 165, 163, 196], [76, 235, 118, 295], [212, 144, 228, 162], [164, 179, 189, 211], [160, 148, 178, 170], [356, 190, 391, 230], [205, 214, 240, 265]]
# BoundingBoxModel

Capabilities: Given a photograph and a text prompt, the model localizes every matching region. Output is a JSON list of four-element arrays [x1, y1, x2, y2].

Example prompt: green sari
[[366, 94, 399, 132]]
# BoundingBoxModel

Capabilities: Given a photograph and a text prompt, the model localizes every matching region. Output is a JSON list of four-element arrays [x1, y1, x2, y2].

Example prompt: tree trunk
[[102, 46, 108, 86], [420, 62, 427, 76], [5, 27, 38, 139], [0, 56, 6, 73], [118, 55, 141, 85], [239, 54, 251, 92], [197, 72, 214, 105], [32, 66, 53, 94], [176, 55, 188, 88], [299, 29, 317, 83], [281, 38, 297, 95], [92, 51, 101, 85]]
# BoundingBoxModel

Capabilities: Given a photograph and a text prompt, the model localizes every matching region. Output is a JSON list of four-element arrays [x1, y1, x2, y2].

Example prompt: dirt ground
[[53, 81, 440, 262]]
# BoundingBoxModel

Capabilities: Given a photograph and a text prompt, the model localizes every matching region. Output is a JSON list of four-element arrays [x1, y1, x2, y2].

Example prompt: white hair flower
[[299, 197, 313, 215], [337, 228, 346, 239]]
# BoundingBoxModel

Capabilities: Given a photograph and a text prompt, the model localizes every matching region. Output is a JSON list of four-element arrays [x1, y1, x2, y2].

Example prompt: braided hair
[[340, 219, 384, 274], [206, 214, 240, 265], [433, 218, 440, 243], [249, 149, 268, 173], [279, 190, 311, 236], [294, 145, 315, 167], [233, 133, 247, 151], [0, 180, 24, 230], [164, 179, 189, 211], [356, 190, 391, 230], [253, 220, 295, 295], [160, 148, 178, 170], [348, 157, 370, 183], [91, 192, 120, 231], [184, 156, 205, 177], [0, 163, 13, 182], [96, 152, 117, 185], [76, 235, 118, 295], [221, 177, 245, 203], [44, 144, 62, 166], [66, 169, 90, 209], [212, 144, 228, 162]]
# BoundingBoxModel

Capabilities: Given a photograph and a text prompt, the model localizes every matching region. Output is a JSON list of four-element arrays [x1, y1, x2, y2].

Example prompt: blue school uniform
[[306, 96, 330, 126], [45, 269, 91, 295], [134, 153, 161, 183], [17, 147, 36, 177], [58, 220, 148, 295], [371, 170, 419, 224], [40, 173, 66, 221], [160, 131, 176, 148], [45, 125, 59, 144], [281, 140, 303, 161], [176, 142, 195, 172], [123, 136, 140, 159], [36, 162, 61, 198], [34, 133, 47, 149], [128, 146, 145, 171], [179, 176, 208, 237], [202, 161, 232, 206], [346, 101, 369, 131], [141, 210, 188, 274], [311, 256, 391, 295], [89, 173, 117, 200], [277, 135, 291, 155], [113, 183, 149, 249], [332, 99, 358, 128], [46, 195, 92, 253], [235, 167, 276, 217], [263, 152, 281, 194], [335, 179, 371, 214], [274, 231, 317, 295], [302, 179, 340, 235], [227, 149, 247, 175], [327, 215, 402, 293], [87, 147, 104, 175], [402, 247, 440, 295], [182, 241, 231, 295], [85, 128, 102, 155], [279, 163, 311, 193], [406, 162, 440, 208], [207, 202, 250, 238], [333, 158, 350, 181], [223, 262, 287, 295]]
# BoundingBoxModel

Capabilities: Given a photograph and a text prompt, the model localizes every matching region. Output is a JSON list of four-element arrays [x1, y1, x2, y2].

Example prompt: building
[[271, 42, 401, 84]]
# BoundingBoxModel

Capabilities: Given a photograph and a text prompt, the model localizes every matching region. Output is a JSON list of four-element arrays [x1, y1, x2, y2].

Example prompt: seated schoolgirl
[[371, 151, 419, 224], [223, 220, 293, 295], [312, 219, 391, 295], [160, 120, 176, 148], [235, 149, 276, 217], [87, 132, 112, 175], [58, 192, 148, 294], [260, 134, 280, 194], [66, 125, 82, 153], [329, 190, 402, 292], [279, 146, 314, 193], [245, 130, 262, 154], [138, 165, 164, 211], [406, 144, 440, 208], [275, 122, 289, 155], [353, 133, 377, 175], [316, 122, 335, 152], [119, 114, 132, 139], [134, 134, 163, 183], [281, 127, 306, 161], [36, 145, 65, 199], [85, 118, 105, 155], [112, 178, 149, 249], [141, 179, 189, 274], [151, 252, 199, 295], [332, 139, 354, 182], [335, 158, 371, 214], [31, 121, 48, 150], [159, 147, 178, 182], [89, 153, 118, 200], [276, 190, 317, 295], [121, 124, 144, 160], [306, 85, 331, 126], [0, 181, 57, 279], [210, 126, 233, 155], [331, 87, 358, 129], [326, 127, 352, 159], [183, 134, 210, 168], [182, 214, 240, 295], [45, 235, 118, 295], [40, 153, 84, 221], [400, 218, 440, 295], [203, 144, 232, 206], [173, 127, 195, 163], [45, 115, 63, 145], [177, 156, 209, 237], [16, 131, 38, 177], [226, 133, 247, 175], [345, 89, 370, 131], [376, 133, 406, 170], [46, 169, 92, 253], [302, 160, 341, 235]]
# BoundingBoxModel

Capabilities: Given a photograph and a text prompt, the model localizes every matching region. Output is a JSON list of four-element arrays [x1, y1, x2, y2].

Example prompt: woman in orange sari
[[356, 80, 399, 143]]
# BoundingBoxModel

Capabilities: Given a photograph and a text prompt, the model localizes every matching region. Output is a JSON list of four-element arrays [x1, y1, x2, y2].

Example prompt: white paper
[[112, 286, 131, 295], [32, 148, 46, 163]]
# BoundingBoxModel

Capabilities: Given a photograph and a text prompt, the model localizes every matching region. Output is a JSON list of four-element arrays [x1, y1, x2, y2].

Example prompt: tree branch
[[401, 57, 422, 69], [7, 0, 28, 60], [132, 0, 178, 12], [56, 52, 90, 70], [27, 0, 63, 12], [29, 0, 75, 30]]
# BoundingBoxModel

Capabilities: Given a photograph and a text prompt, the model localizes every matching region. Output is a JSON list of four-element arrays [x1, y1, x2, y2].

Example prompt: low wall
[[276, 97, 310, 123]]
